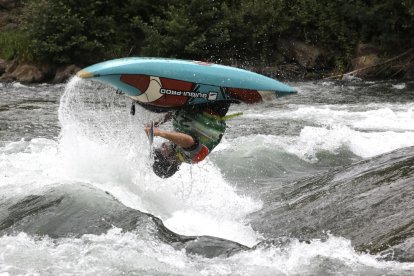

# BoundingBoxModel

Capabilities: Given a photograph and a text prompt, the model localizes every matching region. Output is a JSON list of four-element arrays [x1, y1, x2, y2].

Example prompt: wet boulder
[[252, 146, 414, 261], [0, 183, 249, 258], [182, 236, 250, 258]]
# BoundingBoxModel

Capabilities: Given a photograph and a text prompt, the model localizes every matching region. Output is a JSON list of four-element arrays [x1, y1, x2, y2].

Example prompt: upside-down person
[[144, 102, 232, 178]]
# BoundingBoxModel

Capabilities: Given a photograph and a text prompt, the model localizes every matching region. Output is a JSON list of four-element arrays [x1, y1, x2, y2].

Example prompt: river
[[0, 78, 413, 275]]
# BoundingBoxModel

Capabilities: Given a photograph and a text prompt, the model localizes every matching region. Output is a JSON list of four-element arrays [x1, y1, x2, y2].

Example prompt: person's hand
[[145, 126, 161, 137]]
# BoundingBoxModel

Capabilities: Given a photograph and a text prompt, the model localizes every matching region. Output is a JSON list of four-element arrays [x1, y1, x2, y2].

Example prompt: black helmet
[[153, 148, 180, 178]]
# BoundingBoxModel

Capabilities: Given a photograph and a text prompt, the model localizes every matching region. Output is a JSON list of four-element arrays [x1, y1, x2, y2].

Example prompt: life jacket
[[173, 104, 230, 163]]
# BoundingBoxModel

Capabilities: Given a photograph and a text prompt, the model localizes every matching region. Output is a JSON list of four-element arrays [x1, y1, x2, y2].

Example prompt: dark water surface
[[0, 79, 414, 275]]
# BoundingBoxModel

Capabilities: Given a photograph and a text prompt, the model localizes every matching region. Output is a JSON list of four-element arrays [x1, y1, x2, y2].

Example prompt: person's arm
[[145, 127, 195, 148]]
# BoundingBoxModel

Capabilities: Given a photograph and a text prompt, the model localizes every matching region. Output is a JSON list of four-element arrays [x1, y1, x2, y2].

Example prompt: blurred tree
[[141, 0, 233, 61], [358, 0, 414, 52], [18, 0, 414, 69], [22, 0, 155, 64]]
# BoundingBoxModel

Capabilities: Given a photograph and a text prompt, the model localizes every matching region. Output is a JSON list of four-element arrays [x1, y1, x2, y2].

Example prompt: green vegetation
[[21, 0, 139, 64], [0, 30, 33, 61], [1, 0, 412, 69]]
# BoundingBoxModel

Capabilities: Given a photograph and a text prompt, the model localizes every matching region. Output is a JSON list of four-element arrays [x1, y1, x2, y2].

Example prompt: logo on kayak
[[159, 88, 219, 101], [208, 92, 217, 100], [160, 88, 208, 99]]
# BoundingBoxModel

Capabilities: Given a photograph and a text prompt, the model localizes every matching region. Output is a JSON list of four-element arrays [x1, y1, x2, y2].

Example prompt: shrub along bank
[[0, 0, 413, 82]]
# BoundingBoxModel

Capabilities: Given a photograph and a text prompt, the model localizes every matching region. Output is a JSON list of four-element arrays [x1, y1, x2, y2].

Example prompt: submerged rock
[[0, 183, 249, 258]]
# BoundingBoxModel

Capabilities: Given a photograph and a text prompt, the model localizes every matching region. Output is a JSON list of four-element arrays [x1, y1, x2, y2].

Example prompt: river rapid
[[0, 78, 414, 275]]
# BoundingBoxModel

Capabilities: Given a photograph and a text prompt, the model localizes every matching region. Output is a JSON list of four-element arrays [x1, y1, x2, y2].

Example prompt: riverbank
[[1, 45, 413, 84], [0, 59, 81, 83]]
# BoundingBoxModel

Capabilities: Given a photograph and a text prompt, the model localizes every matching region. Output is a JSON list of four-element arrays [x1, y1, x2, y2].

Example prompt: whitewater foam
[[2, 79, 414, 274], [223, 101, 414, 163], [1, 232, 412, 276], [0, 138, 60, 194], [223, 235, 414, 275], [243, 104, 414, 132], [11, 82, 29, 89], [55, 77, 262, 246], [392, 83, 406, 89], [222, 123, 414, 164]]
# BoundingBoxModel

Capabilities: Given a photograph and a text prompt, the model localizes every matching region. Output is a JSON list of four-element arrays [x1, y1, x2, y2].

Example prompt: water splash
[[56, 77, 261, 246]]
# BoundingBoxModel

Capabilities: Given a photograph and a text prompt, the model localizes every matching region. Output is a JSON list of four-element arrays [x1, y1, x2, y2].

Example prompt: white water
[[1, 231, 413, 275], [57, 77, 263, 246], [218, 125, 414, 163], [245, 104, 414, 132], [219, 103, 414, 162], [1, 79, 414, 275]]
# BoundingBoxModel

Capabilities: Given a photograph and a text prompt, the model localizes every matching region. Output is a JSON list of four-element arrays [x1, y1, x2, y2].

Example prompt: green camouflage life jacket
[[173, 109, 226, 152]]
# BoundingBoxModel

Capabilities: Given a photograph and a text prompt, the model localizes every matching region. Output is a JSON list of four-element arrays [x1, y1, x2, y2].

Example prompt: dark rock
[[304, 71, 323, 80], [277, 39, 325, 69], [355, 43, 381, 57], [1, 22, 17, 30], [5, 59, 17, 74], [0, 2, 20, 30], [0, 58, 6, 75], [0, 60, 16, 82], [183, 236, 250, 258], [0, 10, 7, 26], [39, 63, 55, 81], [403, 64, 414, 80], [257, 64, 305, 80], [0, 75, 12, 82], [53, 64, 81, 83], [0, 0, 19, 10], [11, 64, 44, 83], [0, 183, 250, 258], [0, 74, 13, 82]]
